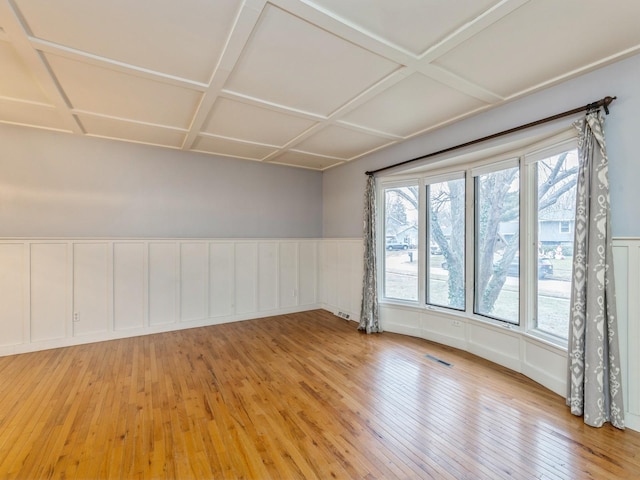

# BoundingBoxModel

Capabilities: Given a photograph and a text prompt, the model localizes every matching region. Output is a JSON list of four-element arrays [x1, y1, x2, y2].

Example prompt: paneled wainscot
[[0, 238, 327, 355]]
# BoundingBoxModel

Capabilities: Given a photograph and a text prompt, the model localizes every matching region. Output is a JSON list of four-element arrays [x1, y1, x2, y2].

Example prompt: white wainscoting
[[612, 238, 640, 431], [318, 238, 364, 322], [379, 304, 568, 397], [0, 238, 320, 356]]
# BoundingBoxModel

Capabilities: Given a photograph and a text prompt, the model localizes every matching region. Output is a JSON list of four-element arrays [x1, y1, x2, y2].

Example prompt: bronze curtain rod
[[365, 95, 616, 177]]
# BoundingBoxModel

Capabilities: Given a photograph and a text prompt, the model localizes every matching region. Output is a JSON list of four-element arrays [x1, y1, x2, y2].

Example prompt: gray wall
[[323, 53, 640, 238], [0, 125, 323, 238]]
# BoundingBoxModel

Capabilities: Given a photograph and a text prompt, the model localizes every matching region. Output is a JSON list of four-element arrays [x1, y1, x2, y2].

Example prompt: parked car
[[504, 257, 553, 279], [386, 242, 409, 250]]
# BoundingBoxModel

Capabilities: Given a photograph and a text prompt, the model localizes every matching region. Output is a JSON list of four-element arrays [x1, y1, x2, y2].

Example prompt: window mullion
[[521, 157, 535, 333], [418, 178, 427, 305], [465, 169, 474, 316]]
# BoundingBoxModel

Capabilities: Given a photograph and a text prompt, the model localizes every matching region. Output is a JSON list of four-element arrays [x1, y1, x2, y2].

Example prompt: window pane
[[383, 186, 418, 301], [474, 165, 519, 323], [427, 179, 465, 310], [536, 149, 578, 339]]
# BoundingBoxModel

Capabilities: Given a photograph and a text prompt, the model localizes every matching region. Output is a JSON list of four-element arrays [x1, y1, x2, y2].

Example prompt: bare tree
[[429, 180, 465, 308], [475, 167, 519, 314], [385, 194, 407, 237]]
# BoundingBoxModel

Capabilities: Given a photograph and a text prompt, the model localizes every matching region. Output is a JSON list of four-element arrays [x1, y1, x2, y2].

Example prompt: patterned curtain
[[359, 175, 381, 333], [566, 110, 624, 429]]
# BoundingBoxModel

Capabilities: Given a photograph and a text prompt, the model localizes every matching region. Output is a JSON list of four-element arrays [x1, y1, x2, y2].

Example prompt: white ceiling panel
[[341, 73, 487, 137], [0, 40, 49, 102], [192, 135, 277, 160], [435, 0, 640, 97], [203, 98, 317, 146], [224, 4, 399, 116], [3, 1, 640, 170], [78, 115, 186, 148], [270, 151, 344, 170], [44, 53, 202, 128], [14, 0, 242, 82], [307, 0, 498, 55], [0, 99, 68, 130], [294, 125, 395, 159]]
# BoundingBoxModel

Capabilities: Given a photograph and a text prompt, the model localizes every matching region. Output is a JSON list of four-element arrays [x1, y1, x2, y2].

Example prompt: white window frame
[[425, 172, 466, 311], [524, 138, 578, 343], [378, 179, 422, 305], [472, 158, 521, 325]]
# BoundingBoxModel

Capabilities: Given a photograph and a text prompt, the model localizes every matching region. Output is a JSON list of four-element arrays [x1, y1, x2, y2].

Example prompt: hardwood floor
[[0, 310, 639, 479]]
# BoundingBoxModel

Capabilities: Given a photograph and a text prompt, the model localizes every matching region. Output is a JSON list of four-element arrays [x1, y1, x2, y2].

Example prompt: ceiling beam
[[181, 0, 267, 151]]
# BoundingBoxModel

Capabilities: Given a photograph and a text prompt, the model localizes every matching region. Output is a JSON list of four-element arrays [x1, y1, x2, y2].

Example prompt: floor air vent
[[425, 354, 452, 367]]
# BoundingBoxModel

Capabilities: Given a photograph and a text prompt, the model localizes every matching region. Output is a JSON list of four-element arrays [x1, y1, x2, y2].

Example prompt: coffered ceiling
[[1, 0, 639, 170]]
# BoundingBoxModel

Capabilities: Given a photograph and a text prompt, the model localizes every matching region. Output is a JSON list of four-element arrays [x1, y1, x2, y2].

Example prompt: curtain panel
[[359, 175, 381, 334], [567, 110, 624, 429]]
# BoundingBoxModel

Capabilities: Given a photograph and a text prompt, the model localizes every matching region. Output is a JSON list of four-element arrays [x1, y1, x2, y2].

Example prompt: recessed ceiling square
[[14, 0, 241, 82], [270, 151, 344, 170], [0, 41, 50, 103], [45, 53, 202, 129], [224, 5, 399, 116], [308, 0, 497, 55], [192, 135, 277, 160], [203, 98, 316, 146], [78, 114, 185, 148], [295, 125, 394, 159], [434, 0, 640, 97], [341, 73, 486, 137], [0, 99, 67, 130]]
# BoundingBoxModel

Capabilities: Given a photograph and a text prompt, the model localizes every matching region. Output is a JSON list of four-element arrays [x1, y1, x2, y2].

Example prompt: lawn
[[384, 251, 571, 338]]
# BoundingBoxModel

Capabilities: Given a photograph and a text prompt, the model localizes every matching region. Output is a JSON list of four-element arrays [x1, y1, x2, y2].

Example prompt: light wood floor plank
[[1, 309, 640, 479]]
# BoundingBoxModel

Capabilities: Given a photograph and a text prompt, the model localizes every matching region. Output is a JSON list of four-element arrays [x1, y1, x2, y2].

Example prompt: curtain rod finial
[[603, 96, 616, 115], [587, 96, 616, 115]]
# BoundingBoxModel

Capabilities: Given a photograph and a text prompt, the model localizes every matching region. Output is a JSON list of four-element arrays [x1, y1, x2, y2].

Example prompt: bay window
[[379, 135, 578, 345]]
